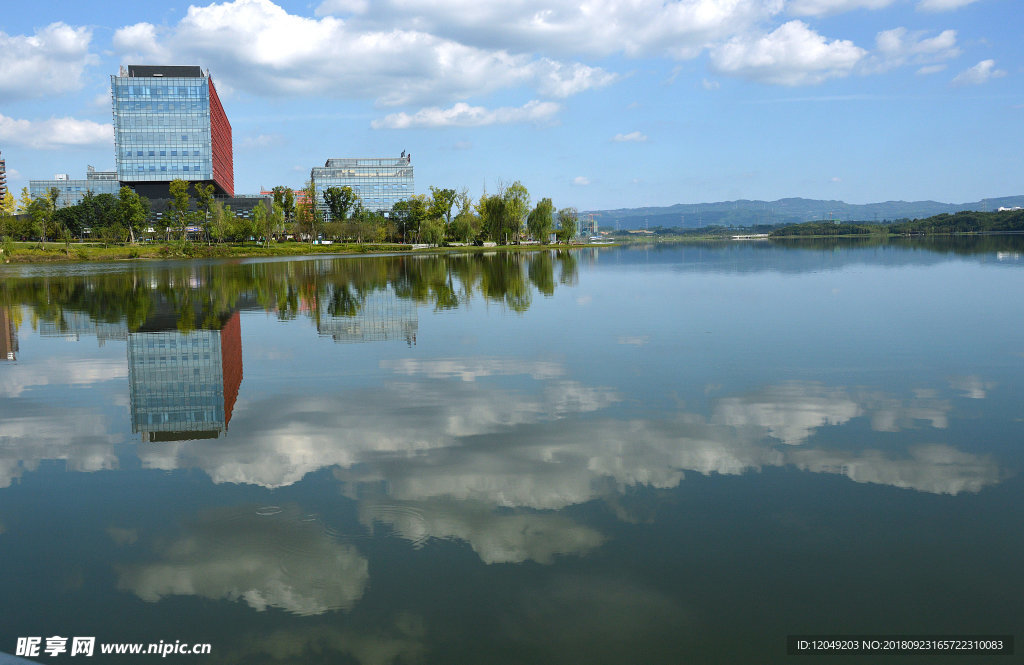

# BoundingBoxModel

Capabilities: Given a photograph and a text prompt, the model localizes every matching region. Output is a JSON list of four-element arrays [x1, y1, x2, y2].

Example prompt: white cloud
[[952, 59, 1007, 86], [612, 131, 648, 143], [573, 176, 591, 186], [239, 133, 285, 150], [868, 27, 959, 72], [111, 22, 164, 58], [0, 23, 95, 99], [315, 0, 783, 60], [701, 78, 721, 90], [710, 21, 866, 86], [917, 0, 980, 10], [787, 0, 896, 17], [112, 0, 615, 107], [372, 100, 561, 129], [0, 114, 113, 150], [917, 64, 947, 75]]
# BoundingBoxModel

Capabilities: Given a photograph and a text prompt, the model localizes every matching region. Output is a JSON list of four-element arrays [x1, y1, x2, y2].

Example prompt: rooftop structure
[[111, 65, 234, 198], [310, 153, 413, 218], [29, 166, 121, 208]]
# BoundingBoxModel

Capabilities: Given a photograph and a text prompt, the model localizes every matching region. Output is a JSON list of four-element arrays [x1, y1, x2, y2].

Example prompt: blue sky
[[0, 0, 1019, 210]]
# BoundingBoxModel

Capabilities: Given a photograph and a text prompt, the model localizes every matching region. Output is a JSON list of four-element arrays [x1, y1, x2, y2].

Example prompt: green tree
[[479, 193, 508, 243], [251, 203, 268, 246], [418, 216, 445, 245], [208, 200, 226, 244], [0, 190, 15, 238], [449, 207, 481, 243], [195, 182, 215, 243], [118, 186, 148, 244], [527, 197, 554, 243], [391, 195, 429, 243], [502, 181, 530, 243], [28, 191, 57, 244], [168, 179, 193, 240], [323, 186, 358, 224], [17, 187, 32, 214], [294, 180, 322, 244], [557, 207, 578, 243], [272, 186, 295, 222], [265, 202, 285, 247], [429, 186, 457, 227]]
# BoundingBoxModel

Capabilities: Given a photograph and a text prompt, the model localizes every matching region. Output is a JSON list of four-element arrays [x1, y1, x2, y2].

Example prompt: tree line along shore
[[0, 178, 586, 264]]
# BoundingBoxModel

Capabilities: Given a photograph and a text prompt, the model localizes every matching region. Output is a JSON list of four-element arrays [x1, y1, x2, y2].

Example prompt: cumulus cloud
[[117, 505, 369, 615], [867, 27, 959, 72], [111, 0, 614, 107], [315, 0, 782, 59], [710, 21, 866, 86], [917, 0, 980, 10], [952, 59, 1007, 86], [612, 131, 648, 143], [0, 23, 95, 99], [0, 114, 113, 150], [371, 101, 561, 129], [787, 0, 895, 16], [573, 176, 591, 186], [111, 22, 164, 58]]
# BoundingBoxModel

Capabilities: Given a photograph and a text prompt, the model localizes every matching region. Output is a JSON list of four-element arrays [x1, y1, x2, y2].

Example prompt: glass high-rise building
[[111, 65, 234, 198], [310, 154, 413, 218]]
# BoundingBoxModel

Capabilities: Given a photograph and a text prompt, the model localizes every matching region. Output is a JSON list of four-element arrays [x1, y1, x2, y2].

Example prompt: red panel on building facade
[[208, 77, 234, 197]]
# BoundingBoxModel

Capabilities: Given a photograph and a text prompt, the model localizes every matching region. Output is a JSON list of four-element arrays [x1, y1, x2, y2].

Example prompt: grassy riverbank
[[0, 240, 612, 264]]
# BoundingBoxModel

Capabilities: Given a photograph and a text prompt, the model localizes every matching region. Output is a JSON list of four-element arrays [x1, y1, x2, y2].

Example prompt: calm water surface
[[1, 240, 1022, 663]]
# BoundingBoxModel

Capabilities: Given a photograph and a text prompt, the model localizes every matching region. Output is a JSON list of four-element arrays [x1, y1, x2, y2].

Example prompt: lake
[[1, 239, 1021, 663]]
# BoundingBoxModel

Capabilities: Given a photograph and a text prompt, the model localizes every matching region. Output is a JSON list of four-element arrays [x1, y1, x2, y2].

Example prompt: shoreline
[[0, 240, 618, 265]]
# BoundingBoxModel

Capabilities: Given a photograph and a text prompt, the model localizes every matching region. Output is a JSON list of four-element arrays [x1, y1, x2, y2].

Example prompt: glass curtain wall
[[311, 156, 414, 219], [111, 75, 213, 183]]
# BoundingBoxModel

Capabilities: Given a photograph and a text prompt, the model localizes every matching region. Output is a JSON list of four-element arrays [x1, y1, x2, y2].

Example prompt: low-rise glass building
[[310, 154, 413, 219], [29, 166, 121, 208]]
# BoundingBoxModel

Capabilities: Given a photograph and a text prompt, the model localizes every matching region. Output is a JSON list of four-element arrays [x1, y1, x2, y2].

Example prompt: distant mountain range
[[586, 195, 1024, 230]]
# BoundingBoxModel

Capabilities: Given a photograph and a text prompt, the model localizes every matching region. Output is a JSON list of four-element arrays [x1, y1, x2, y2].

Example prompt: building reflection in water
[[317, 289, 418, 346], [0, 307, 17, 361], [129, 311, 243, 442]]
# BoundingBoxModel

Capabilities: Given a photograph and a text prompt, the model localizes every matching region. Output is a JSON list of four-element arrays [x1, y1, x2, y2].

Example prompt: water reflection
[[1, 307, 19, 361], [116, 504, 368, 616], [129, 311, 243, 442], [0, 244, 1022, 663]]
